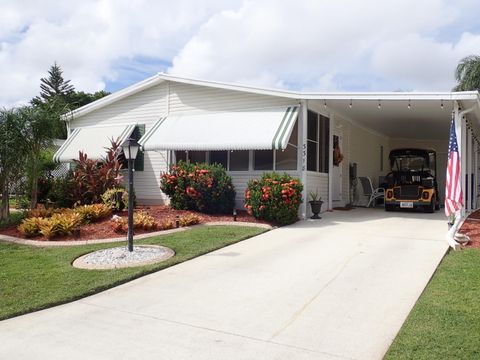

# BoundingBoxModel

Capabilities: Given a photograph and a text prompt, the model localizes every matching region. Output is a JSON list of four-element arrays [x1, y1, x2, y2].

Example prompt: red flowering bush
[[71, 140, 124, 205], [160, 161, 235, 214], [244, 172, 303, 225]]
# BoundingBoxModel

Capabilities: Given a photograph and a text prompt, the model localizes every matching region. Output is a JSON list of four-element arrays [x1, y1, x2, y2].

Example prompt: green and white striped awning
[[139, 105, 298, 151], [53, 124, 136, 163]]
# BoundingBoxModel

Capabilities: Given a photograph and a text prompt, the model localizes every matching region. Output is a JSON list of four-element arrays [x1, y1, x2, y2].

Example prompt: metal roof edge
[[64, 72, 480, 120], [156, 73, 302, 99], [157, 74, 480, 101]]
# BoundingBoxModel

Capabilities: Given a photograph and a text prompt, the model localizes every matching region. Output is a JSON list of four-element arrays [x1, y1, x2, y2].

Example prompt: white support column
[[328, 113, 334, 210], [299, 100, 308, 219], [475, 140, 478, 209], [467, 127, 473, 212]]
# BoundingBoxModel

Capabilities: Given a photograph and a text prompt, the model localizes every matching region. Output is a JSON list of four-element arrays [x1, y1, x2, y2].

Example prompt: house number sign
[[302, 143, 307, 171]]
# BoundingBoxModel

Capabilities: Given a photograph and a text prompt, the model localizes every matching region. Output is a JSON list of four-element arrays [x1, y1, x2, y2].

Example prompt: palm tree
[[454, 55, 480, 91]]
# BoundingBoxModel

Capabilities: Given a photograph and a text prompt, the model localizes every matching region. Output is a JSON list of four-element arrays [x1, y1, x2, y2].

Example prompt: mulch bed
[[0, 205, 270, 242], [458, 209, 480, 248]]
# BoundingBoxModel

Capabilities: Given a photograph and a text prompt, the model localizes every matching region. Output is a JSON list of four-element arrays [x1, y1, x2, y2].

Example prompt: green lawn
[[0, 225, 265, 321], [385, 248, 480, 359]]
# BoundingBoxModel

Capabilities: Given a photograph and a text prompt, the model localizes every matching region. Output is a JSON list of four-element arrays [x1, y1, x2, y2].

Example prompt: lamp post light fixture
[[121, 137, 140, 252]]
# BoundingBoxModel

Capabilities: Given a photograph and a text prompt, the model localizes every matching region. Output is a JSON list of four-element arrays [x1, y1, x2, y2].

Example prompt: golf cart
[[384, 148, 440, 212]]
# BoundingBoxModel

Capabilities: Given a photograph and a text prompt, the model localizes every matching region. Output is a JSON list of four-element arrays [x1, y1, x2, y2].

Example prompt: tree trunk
[[0, 180, 10, 220], [30, 175, 38, 209], [30, 158, 39, 209]]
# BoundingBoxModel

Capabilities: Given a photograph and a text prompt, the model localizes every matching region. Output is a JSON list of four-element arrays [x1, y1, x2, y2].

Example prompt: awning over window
[[139, 106, 299, 151], [53, 124, 136, 163]]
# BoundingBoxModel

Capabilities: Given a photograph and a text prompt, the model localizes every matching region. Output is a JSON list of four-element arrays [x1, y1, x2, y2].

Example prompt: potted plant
[[309, 190, 323, 219]]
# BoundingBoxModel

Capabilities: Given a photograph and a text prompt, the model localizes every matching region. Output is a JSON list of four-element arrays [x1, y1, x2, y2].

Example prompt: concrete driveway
[[0, 208, 448, 360]]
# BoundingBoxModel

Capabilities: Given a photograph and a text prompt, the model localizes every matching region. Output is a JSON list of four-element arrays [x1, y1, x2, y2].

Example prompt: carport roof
[[65, 73, 480, 140]]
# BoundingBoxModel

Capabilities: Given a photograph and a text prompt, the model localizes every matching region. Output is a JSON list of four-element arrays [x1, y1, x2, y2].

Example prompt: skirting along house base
[[54, 74, 480, 219]]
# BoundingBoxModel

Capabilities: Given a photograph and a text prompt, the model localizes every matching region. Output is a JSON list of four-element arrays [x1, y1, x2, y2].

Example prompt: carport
[[302, 92, 480, 217]]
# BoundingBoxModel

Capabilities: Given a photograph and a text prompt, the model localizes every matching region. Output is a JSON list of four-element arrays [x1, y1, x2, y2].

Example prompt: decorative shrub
[[71, 140, 124, 205], [38, 219, 58, 239], [178, 214, 201, 227], [75, 204, 112, 223], [101, 188, 128, 211], [110, 211, 158, 233], [37, 175, 54, 204], [18, 212, 82, 239], [47, 174, 75, 208], [18, 217, 48, 237], [158, 219, 175, 230], [110, 215, 126, 233], [244, 172, 303, 225], [26, 208, 57, 219], [160, 161, 235, 214], [19, 204, 109, 239], [53, 212, 83, 236], [133, 210, 158, 230]]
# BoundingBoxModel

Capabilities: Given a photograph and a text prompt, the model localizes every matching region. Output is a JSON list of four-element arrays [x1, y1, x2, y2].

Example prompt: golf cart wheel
[[425, 195, 436, 213]]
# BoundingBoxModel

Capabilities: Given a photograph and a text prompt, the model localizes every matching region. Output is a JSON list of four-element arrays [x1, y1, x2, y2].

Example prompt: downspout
[[447, 102, 479, 249]]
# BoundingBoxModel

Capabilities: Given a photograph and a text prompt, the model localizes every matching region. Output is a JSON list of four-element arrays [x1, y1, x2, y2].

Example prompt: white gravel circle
[[73, 245, 175, 270]]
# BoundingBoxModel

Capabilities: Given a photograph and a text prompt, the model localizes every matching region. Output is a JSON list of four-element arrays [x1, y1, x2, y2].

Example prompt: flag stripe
[[445, 116, 463, 217]]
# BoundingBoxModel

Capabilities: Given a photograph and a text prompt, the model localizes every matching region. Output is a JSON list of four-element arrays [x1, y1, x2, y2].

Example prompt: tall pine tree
[[31, 62, 75, 106]]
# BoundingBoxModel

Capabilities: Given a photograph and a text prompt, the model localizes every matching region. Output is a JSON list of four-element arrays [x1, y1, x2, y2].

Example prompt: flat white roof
[[66, 73, 480, 122]]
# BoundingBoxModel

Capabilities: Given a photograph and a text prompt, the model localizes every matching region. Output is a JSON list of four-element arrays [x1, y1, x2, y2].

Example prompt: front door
[[332, 132, 343, 205]]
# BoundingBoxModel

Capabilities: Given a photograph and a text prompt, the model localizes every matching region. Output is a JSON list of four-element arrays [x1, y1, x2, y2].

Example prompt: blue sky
[[1, 0, 480, 106]]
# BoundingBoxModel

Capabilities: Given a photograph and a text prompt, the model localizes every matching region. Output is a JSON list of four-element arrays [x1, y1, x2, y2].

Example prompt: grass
[[385, 248, 480, 359], [0, 225, 265, 321]]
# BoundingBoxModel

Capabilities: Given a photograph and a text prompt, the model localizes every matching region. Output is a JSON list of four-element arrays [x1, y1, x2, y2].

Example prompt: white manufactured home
[[54, 74, 480, 219]]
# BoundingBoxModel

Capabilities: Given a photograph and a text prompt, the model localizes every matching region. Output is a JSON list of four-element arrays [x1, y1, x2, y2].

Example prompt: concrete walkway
[[0, 208, 448, 360]]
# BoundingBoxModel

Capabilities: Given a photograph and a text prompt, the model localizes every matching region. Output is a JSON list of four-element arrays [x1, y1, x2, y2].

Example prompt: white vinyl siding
[[69, 81, 298, 205], [306, 172, 329, 216], [168, 82, 295, 114], [69, 83, 170, 204]]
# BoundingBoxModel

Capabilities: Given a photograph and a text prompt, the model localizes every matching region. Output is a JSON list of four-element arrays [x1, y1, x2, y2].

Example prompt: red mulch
[[458, 209, 480, 248], [0, 206, 270, 242]]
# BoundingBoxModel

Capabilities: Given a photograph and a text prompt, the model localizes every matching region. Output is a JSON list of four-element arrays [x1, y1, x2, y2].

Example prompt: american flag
[[445, 115, 463, 217]]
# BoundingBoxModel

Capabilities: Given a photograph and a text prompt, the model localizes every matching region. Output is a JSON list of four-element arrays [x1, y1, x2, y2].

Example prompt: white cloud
[[169, 0, 478, 91], [0, 0, 242, 106], [1, 0, 480, 106]]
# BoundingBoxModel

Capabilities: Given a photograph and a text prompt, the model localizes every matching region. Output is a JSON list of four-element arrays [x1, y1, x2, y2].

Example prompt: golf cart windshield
[[392, 155, 428, 171]]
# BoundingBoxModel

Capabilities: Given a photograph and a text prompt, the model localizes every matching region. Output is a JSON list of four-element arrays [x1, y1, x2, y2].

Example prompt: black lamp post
[[121, 138, 140, 252]]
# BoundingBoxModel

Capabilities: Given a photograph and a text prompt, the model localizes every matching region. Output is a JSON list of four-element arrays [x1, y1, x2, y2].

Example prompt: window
[[319, 115, 329, 173], [307, 111, 329, 173], [254, 150, 273, 170], [276, 145, 297, 170], [173, 150, 206, 164], [188, 151, 206, 164], [210, 151, 228, 168], [275, 121, 298, 170], [307, 111, 318, 171], [229, 150, 249, 171], [175, 150, 187, 162]]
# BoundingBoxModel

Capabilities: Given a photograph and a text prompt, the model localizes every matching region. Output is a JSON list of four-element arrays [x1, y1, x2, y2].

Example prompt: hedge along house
[[54, 73, 480, 219]]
